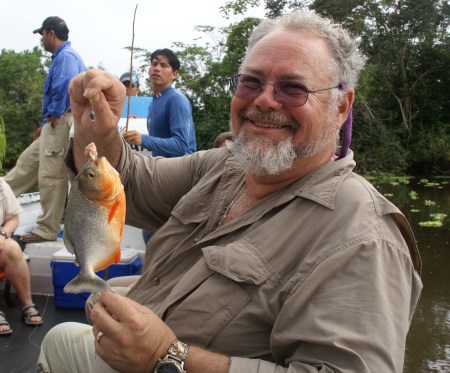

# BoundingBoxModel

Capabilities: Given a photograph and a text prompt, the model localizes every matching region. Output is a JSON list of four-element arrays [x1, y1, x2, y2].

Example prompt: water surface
[[371, 177, 449, 373]]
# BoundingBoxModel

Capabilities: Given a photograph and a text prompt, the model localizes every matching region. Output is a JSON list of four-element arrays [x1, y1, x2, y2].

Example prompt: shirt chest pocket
[[162, 242, 272, 347], [170, 187, 210, 225]]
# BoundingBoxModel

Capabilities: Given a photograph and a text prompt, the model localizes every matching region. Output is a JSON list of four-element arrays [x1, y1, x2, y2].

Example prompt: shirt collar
[[224, 149, 356, 211], [153, 84, 173, 98], [292, 150, 356, 209], [52, 41, 71, 59]]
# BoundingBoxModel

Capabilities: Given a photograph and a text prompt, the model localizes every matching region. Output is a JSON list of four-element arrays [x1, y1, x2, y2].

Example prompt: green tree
[[174, 18, 262, 149], [0, 117, 6, 172], [133, 17, 261, 150], [217, 0, 450, 175], [0, 47, 48, 170], [311, 0, 450, 174]]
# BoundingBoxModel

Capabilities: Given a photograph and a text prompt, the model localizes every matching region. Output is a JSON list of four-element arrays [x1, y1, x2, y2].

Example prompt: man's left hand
[[91, 292, 176, 373], [123, 130, 143, 146]]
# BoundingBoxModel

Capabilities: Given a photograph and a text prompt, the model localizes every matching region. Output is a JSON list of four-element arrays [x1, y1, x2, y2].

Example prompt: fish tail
[[63, 274, 111, 294]]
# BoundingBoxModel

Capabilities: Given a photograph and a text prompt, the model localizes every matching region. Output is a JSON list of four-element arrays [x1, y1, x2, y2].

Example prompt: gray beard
[[229, 109, 338, 176], [230, 133, 297, 176]]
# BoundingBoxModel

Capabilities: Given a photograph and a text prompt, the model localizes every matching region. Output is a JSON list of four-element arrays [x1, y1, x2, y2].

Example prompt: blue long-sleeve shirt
[[141, 85, 196, 157], [41, 41, 86, 126]]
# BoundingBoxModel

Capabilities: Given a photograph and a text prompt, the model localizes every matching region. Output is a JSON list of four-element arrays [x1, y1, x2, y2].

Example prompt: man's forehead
[[153, 54, 169, 63], [243, 30, 331, 79], [250, 30, 328, 57]]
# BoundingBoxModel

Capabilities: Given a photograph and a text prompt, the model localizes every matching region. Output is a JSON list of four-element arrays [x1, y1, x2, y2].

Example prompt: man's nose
[[253, 82, 282, 110]]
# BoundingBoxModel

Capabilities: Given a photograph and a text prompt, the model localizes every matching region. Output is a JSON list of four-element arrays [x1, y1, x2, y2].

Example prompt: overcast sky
[[0, 0, 263, 80]]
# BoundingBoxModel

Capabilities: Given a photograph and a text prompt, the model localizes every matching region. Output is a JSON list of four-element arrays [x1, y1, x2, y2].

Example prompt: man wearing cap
[[119, 72, 140, 97], [4, 16, 86, 243]]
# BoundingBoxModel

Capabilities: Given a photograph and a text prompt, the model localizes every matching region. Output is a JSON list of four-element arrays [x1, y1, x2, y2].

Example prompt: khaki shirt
[[67, 140, 422, 372]]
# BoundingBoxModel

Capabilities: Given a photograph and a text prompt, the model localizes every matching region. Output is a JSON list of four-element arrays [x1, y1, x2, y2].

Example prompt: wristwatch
[[0, 230, 8, 239], [154, 340, 189, 373]]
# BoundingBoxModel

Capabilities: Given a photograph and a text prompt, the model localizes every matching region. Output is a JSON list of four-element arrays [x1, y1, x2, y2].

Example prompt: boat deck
[[0, 294, 86, 373]]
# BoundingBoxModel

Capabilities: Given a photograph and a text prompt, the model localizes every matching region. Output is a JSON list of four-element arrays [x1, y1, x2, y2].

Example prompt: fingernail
[[93, 292, 102, 302]]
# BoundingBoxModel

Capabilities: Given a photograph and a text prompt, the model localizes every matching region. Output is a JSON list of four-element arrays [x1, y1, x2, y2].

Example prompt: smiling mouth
[[240, 108, 299, 132], [250, 120, 291, 129], [247, 117, 299, 133]]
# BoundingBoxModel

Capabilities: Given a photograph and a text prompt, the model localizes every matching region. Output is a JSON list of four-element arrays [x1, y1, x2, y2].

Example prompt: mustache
[[238, 108, 299, 131]]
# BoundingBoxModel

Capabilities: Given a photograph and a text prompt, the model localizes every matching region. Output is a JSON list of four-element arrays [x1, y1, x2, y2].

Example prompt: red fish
[[63, 143, 126, 294]]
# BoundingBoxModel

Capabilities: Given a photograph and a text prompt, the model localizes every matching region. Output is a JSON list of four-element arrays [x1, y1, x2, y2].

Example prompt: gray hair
[[245, 10, 366, 89]]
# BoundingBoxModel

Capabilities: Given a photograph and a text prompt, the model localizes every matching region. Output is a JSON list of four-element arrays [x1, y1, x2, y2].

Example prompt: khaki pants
[[4, 113, 73, 239], [37, 277, 138, 372], [37, 322, 118, 373]]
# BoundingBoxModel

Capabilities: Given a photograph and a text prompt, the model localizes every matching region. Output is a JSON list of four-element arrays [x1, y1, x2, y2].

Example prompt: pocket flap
[[203, 242, 272, 285]]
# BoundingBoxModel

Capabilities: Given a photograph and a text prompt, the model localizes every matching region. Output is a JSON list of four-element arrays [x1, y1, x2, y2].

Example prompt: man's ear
[[172, 70, 179, 81], [337, 89, 354, 130]]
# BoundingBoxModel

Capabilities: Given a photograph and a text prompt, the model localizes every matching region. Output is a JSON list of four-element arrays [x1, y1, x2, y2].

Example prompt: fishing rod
[[125, 4, 138, 133]]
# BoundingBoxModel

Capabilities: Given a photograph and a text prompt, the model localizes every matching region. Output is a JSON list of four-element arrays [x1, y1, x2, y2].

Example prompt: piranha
[[63, 143, 126, 294]]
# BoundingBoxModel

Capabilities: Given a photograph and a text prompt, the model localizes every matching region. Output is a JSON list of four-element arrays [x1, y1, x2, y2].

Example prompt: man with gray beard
[[38, 10, 422, 373], [230, 104, 339, 175]]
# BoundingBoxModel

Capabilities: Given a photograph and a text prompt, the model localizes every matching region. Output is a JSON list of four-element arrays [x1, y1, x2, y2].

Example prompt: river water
[[371, 176, 450, 373]]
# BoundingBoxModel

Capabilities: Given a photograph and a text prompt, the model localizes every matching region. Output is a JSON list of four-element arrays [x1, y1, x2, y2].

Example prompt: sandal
[[21, 304, 44, 326], [0, 310, 12, 335]]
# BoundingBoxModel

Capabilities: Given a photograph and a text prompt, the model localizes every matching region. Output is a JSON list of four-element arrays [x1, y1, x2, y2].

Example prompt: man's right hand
[[33, 127, 42, 141], [68, 70, 126, 171]]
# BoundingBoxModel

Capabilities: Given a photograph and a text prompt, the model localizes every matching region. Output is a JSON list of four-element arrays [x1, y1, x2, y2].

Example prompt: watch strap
[[154, 356, 186, 373]]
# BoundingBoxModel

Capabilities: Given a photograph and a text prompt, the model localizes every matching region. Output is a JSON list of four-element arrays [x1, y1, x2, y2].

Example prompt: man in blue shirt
[[123, 48, 196, 157], [123, 49, 196, 244], [4, 16, 86, 243]]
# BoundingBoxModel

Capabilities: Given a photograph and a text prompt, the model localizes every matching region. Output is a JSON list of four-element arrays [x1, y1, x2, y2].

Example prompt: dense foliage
[[1, 1, 448, 176], [0, 47, 48, 170]]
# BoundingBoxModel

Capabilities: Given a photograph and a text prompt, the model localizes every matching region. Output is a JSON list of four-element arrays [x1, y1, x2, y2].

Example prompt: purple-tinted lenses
[[229, 74, 343, 107]]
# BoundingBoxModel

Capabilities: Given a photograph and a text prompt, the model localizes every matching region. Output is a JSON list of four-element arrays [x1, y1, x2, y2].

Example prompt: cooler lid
[[52, 247, 138, 263]]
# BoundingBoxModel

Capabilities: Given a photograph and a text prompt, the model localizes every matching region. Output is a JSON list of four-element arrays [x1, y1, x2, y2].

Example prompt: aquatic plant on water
[[419, 213, 447, 228]]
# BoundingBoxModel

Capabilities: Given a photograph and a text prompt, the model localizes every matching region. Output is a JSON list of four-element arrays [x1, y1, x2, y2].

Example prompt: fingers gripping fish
[[63, 142, 126, 294]]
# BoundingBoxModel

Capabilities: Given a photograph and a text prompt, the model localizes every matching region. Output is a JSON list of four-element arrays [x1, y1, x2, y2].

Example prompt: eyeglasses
[[229, 74, 345, 107]]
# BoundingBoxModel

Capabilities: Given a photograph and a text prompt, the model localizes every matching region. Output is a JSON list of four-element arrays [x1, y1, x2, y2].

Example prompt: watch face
[[157, 364, 180, 373]]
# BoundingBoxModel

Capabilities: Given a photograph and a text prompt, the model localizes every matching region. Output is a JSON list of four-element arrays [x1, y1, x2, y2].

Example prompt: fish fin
[[64, 238, 76, 254], [113, 248, 121, 264], [93, 248, 121, 272], [107, 192, 126, 224], [64, 274, 110, 294]]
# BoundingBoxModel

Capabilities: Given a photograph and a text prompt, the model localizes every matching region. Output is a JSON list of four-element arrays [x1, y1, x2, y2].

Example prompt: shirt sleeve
[[0, 179, 23, 222], [140, 134, 152, 151], [145, 95, 193, 156]]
